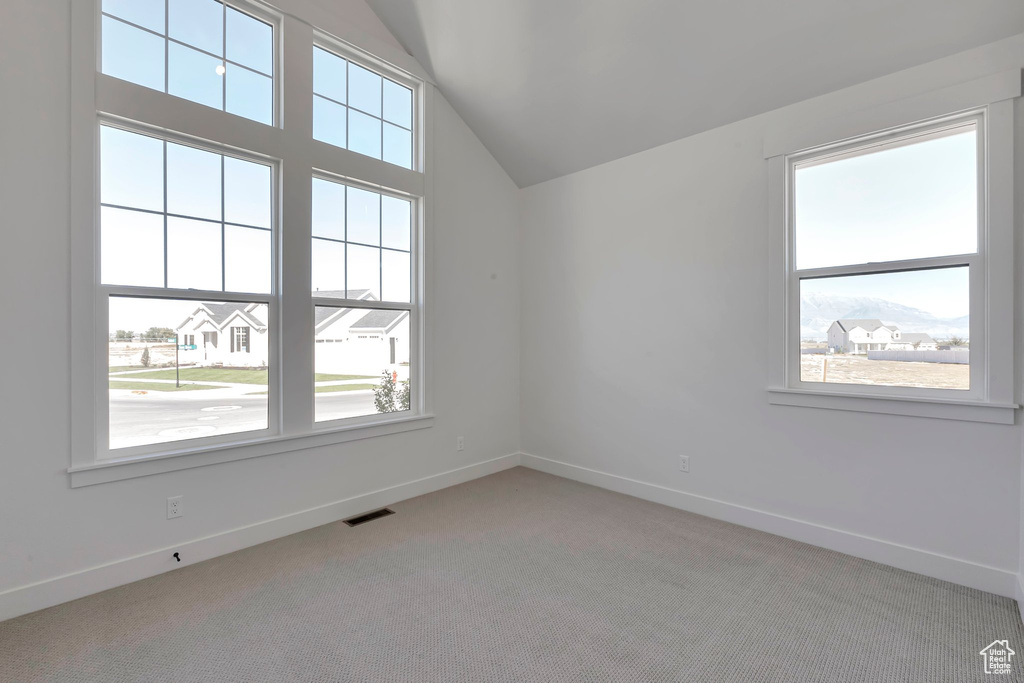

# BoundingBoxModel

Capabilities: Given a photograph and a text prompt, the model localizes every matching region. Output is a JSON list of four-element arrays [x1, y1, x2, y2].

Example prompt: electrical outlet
[[678, 456, 690, 473], [457, 436, 465, 451], [167, 495, 183, 519]]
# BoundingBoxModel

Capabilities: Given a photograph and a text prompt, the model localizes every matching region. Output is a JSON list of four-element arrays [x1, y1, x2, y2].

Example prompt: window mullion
[[278, 15, 315, 435]]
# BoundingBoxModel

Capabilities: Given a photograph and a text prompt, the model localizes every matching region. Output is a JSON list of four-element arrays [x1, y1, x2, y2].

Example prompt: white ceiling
[[365, 0, 1024, 188]]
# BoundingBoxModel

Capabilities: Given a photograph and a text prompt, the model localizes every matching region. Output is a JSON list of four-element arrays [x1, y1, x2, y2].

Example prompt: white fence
[[867, 349, 969, 364]]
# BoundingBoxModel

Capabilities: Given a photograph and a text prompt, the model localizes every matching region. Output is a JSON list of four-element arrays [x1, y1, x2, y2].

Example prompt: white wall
[[520, 34, 1024, 596], [0, 0, 520, 615]]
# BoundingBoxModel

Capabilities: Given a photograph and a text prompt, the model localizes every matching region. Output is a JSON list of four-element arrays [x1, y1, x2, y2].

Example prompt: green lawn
[[314, 383, 378, 394], [111, 368, 269, 384], [247, 384, 377, 396], [109, 381, 219, 392]]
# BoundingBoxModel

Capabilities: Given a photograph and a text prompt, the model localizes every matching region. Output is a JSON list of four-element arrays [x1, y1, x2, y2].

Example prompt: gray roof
[[835, 319, 889, 332], [204, 303, 265, 328], [898, 332, 936, 344], [351, 309, 408, 331], [179, 303, 265, 331], [312, 290, 375, 330]]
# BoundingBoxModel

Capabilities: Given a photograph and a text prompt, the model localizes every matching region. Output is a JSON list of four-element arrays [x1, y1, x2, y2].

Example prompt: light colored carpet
[[1, 466, 1021, 682]]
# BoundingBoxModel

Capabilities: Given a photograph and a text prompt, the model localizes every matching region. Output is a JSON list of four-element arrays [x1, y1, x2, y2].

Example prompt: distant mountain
[[800, 293, 969, 341]]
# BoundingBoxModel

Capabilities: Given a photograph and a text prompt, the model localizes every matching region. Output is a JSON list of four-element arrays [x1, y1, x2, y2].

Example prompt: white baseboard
[[520, 452, 1018, 599], [0, 453, 521, 623]]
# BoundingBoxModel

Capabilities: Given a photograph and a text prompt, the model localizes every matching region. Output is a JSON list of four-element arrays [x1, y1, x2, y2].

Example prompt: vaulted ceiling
[[365, 0, 1024, 187]]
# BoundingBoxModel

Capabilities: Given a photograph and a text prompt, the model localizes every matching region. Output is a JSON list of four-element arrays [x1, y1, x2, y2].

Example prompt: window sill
[[767, 388, 1017, 424], [68, 414, 435, 488]]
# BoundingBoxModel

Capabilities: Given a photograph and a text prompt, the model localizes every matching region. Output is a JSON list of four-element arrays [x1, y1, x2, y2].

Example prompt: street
[[109, 389, 379, 449]]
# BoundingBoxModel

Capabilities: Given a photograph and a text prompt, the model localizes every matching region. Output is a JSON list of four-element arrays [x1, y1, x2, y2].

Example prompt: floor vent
[[344, 508, 395, 527]]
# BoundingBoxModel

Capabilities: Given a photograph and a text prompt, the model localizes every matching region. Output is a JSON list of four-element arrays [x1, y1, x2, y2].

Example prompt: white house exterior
[[173, 294, 410, 375], [828, 319, 937, 354], [886, 332, 938, 351], [176, 303, 269, 368], [314, 290, 410, 378]]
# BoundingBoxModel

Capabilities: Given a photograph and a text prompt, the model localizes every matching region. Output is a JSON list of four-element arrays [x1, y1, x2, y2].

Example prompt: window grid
[[313, 45, 414, 168], [101, 1, 274, 124], [100, 124, 274, 295], [312, 177, 413, 304]]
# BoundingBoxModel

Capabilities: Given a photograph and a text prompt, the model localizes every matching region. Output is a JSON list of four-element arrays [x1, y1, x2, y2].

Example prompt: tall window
[[312, 178, 414, 422], [100, 124, 274, 451], [73, 0, 430, 481]]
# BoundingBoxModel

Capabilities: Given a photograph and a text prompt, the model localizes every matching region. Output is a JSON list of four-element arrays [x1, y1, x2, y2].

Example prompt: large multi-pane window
[[75, 0, 429, 478], [101, 0, 274, 124]]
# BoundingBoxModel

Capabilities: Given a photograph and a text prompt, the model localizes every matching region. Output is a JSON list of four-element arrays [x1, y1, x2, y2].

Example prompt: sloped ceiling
[[365, 0, 1024, 187]]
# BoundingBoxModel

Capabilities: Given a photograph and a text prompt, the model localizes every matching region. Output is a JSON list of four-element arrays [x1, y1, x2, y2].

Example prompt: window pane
[[313, 96, 347, 149], [168, 0, 223, 56], [312, 238, 345, 295], [101, 126, 164, 212], [313, 47, 346, 103], [382, 80, 412, 129], [101, 16, 165, 93], [103, 0, 165, 33], [167, 142, 221, 221], [349, 109, 382, 159], [168, 42, 224, 110], [347, 187, 380, 245], [312, 178, 345, 240], [167, 217, 222, 291], [225, 157, 271, 228], [795, 126, 978, 270], [314, 306, 410, 422], [348, 63, 382, 117], [381, 196, 411, 251], [225, 225, 271, 293], [109, 296, 269, 450], [101, 207, 165, 287], [382, 123, 412, 169], [226, 7, 272, 75], [381, 250, 410, 303], [225, 64, 272, 124], [347, 244, 380, 298], [800, 267, 969, 390]]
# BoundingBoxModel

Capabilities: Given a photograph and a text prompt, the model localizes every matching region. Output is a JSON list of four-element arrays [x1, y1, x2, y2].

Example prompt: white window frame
[[766, 70, 1019, 424], [69, 0, 436, 487]]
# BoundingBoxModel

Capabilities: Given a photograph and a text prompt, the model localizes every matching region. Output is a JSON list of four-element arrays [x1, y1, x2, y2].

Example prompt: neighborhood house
[[827, 319, 938, 354], [176, 302, 270, 368], [314, 290, 410, 377], [176, 292, 409, 377]]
